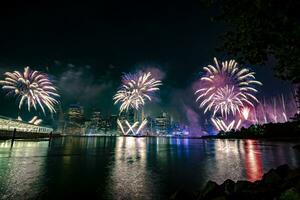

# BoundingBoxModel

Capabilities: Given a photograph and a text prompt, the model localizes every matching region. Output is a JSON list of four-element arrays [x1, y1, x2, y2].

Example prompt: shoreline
[[2, 134, 300, 143], [1, 120, 299, 141], [171, 164, 300, 200]]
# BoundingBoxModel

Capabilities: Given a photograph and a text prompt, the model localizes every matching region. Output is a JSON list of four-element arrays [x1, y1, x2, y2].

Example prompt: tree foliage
[[205, 0, 300, 84]]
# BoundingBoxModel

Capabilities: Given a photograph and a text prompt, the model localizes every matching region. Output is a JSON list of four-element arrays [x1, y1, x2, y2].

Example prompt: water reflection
[[105, 137, 157, 199], [244, 140, 263, 181], [207, 140, 244, 182], [0, 140, 48, 199], [0, 137, 299, 199], [203, 139, 299, 184]]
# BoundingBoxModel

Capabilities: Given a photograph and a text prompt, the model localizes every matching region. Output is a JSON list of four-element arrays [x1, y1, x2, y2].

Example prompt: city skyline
[[0, 62, 297, 135]]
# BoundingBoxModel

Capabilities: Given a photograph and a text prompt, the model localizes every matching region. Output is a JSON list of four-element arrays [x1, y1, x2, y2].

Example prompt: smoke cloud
[[57, 66, 117, 116]]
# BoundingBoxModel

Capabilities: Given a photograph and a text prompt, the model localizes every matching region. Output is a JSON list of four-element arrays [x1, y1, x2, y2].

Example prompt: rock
[[283, 169, 300, 190], [275, 164, 290, 178], [234, 180, 253, 193], [199, 181, 223, 199], [279, 188, 300, 200], [262, 169, 282, 186], [220, 179, 235, 195], [232, 180, 263, 199], [194, 165, 300, 200], [169, 188, 195, 200]]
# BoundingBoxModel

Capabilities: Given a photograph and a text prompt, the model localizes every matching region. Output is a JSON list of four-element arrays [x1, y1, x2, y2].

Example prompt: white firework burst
[[113, 71, 162, 112], [0, 66, 60, 114]]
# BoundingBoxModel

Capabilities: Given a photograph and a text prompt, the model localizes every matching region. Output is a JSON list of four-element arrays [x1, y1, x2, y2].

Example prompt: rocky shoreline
[[171, 164, 300, 200]]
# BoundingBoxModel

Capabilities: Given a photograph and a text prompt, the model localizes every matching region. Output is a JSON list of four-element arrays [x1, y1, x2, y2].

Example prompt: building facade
[[154, 112, 171, 135]]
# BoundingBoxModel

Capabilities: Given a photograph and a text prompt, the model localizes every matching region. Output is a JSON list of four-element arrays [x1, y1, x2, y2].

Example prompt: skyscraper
[[154, 112, 171, 135], [68, 104, 84, 124], [65, 104, 85, 135], [91, 111, 102, 130]]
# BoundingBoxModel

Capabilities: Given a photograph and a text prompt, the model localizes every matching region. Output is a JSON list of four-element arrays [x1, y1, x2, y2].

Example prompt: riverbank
[[171, 164, 300, 200], [203, 120, 300, 140]]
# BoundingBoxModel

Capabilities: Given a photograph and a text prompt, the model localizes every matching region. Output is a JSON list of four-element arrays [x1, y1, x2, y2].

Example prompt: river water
[[0, 137, 300, 199]]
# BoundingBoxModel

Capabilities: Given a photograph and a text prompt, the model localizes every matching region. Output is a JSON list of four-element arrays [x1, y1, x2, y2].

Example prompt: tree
[[204, 0, 300, 109]]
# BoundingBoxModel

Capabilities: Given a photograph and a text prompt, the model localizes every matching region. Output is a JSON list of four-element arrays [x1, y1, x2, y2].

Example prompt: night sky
[[0, 1, 293, 124]]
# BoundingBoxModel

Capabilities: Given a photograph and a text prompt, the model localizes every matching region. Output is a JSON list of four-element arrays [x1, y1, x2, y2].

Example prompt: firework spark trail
[[273, 98, 277, 123], [262, 98, 268, 123], [195, 58, 262, 132], [113, 71, 162, 112], [16, 115, 43, 125], [241, 107, 250, 120], [211, 118, 241, 132], [29, 116, 43, 125], [253, 108, 258, 124], [253, 94, 297, 125], [195, 58, 262, 118], [135, 119, 148, 135], [0, 67, 59, 114], [117, 119, 139, 135], [281, 94, 288, 122]]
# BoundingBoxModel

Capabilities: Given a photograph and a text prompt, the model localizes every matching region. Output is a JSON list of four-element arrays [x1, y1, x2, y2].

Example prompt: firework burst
[[113, 71, 162, 112], [195, 58, 262, 118], [0, 66, 59, 114]]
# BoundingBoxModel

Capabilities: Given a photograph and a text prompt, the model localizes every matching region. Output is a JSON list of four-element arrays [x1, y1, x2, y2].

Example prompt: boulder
[[194, 165, 300, 200], [234, 180, 253, 193], [232, 180, 263, 199], [169, 188, 195, 200], [220, 179, 235, 195], [283, 169, 300, 190], [275, 164, 290, 178], [279, 188, 300, 200], [199, 181, 223, 199], [262, 169, 282, 186]]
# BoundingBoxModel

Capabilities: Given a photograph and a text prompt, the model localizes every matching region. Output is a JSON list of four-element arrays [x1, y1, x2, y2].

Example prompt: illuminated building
[[146, 116, 155, 134], [90, 111, 102, 130], [56, 107, 66, 134], [85, 112, 119, 134], [91, 111, 101, 124], [68, 104, 84, 124], [65, 104, 85, 135], [83, 120, 93, 135], [154, 112, 171, 135], [0, 115, 53, 134]]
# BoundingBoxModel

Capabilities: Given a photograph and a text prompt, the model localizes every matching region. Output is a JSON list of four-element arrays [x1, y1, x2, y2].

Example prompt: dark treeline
[[217, 120, 300, 139]]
